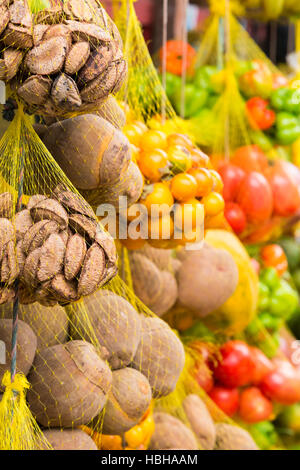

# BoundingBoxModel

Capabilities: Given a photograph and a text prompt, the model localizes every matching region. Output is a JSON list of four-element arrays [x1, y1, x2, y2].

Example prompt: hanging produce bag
[[160, 0, 300, 244]]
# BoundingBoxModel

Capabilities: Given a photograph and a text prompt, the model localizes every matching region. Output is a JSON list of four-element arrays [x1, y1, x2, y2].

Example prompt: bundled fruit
[[219, 152, 300, 242], [0, 187, 118, 306], [191, 339, 300, 425], [121, 121, 225, 249], [0, 0, 127, 116]]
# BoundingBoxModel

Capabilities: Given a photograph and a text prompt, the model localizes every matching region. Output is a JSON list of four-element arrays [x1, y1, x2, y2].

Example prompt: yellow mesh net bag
[[0, 1, 186, 450]]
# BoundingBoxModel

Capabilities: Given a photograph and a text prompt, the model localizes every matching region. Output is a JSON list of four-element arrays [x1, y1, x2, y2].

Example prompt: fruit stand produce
[[1, 0, 300, 453]]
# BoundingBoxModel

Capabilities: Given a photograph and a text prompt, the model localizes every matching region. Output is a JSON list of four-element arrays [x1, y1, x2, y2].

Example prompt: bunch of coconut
[[0, 0, 127, 117]]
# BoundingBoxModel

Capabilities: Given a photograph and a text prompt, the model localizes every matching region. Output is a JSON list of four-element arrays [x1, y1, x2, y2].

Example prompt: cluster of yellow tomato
[[80, 405, 155, 450], [121, 118, 225, 249]]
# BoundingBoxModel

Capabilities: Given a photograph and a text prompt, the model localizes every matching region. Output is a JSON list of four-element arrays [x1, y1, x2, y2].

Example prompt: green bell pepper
[[173, 83, 208, 118], [276, 112, 300, 145], [194, 65, 219, 92], [270, 88, 291, 111]]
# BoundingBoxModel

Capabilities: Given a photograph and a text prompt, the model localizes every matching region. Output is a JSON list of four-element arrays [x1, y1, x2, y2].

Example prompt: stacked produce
[[121, 118, 225, 249]]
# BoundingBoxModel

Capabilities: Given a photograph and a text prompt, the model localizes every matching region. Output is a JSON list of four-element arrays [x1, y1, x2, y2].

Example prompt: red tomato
[[246, 97, 276, 131], [239, 387, 273, 423], [194, 361, 214, 393], [232, 145, 268, 173], [213, 340, 255, 388], [260, 359, 300, 405], [236, 172, 273, 224], [250, 347, 274, 385], [224, 202, 247, 234], [217, 163, 246, 202], [260, 244, 288, 276], [209, 386, 239, 417], [265, 160, 300, 217]]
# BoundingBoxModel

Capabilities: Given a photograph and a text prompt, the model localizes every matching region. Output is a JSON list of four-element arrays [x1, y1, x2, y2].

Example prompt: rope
[[11, 142, 24, 382], [180, 0, 188, 119], [161, 0, 168, 123]]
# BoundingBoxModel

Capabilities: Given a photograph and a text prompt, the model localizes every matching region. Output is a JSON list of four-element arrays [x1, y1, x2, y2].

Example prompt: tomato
[[141, 183, 174, 216], [121, 237, 146, 251], [239, 387, 273, 423], [171, 173, 198, 201], [194, 361, 214, 393], [167, 133, 193, 149], [140, 130, 168, 151], [209, 386, 239, 417], [209, 170, 224, 194], [246, 97, 276, 131], [168, 145, 192, 173], [123, 123, 145, 147], [131, 120, 148, 133], [224, 202, 247, 234], [260, 244, 288, 276], [250, 347, 274, 385], [188, 168, 214, 197], [213, 340, 255, 388], [160, 40, 196, 76], [202, 192, 225, 217], [174, 198, 204, 231], [260, 359, 300, 405], [236, 172, 273, 224], [138, 149, 169, 182], [190, 148, 210, 168], [264, 160, 300, 217], [217, 163, 246, 202], [148, 214, 174, 240], [232, 145, 268, 173]]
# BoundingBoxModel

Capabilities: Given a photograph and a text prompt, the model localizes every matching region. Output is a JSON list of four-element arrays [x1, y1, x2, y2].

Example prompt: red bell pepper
[[246, 97, 276, 131]]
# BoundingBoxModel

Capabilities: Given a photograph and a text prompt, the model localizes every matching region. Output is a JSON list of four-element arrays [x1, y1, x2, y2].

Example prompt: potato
[[131, 316, 185, 398], [183, 394, 216, 450], [27, 340, 112, 427], [214, 423, 258, 450], [149, 412, 198, 450], [71, 290, 142, 370], [139, 244, 173, 271], [102, 367, 152, 435], [0, 302, 68, 352], [43, 429, 97, 450], [0, 319, 37, 384], [95, 95, 126, 129], [177, 243, 238, 317], [130, 253, 163, 307]]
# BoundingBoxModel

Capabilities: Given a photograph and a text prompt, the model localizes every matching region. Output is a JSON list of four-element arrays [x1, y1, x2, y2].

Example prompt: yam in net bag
[[162, 0, 300, 244], [0, 4, 186, 450]]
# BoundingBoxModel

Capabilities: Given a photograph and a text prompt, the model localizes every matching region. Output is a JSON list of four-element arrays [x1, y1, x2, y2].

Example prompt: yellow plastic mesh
[[0, 3, 187, 448]]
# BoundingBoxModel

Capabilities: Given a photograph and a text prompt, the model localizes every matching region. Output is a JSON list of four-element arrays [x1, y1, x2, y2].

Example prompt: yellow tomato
[[141, 182, 174, 217], [209, 169, 224, 194], [140, 130, 168, 151], [121, 237, 146, 250], [148, 214, 174, 241], [190, 148, 210, 168], [171, 173, 198, 201], [138, 149, 169, 182], [132, 120, 148, 133], [202, 192, 225, 217], [168, 145, 192, 173], [188, 168, 214, 197], [167, 133, 193, 150], [174, 198, 205, 230]]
